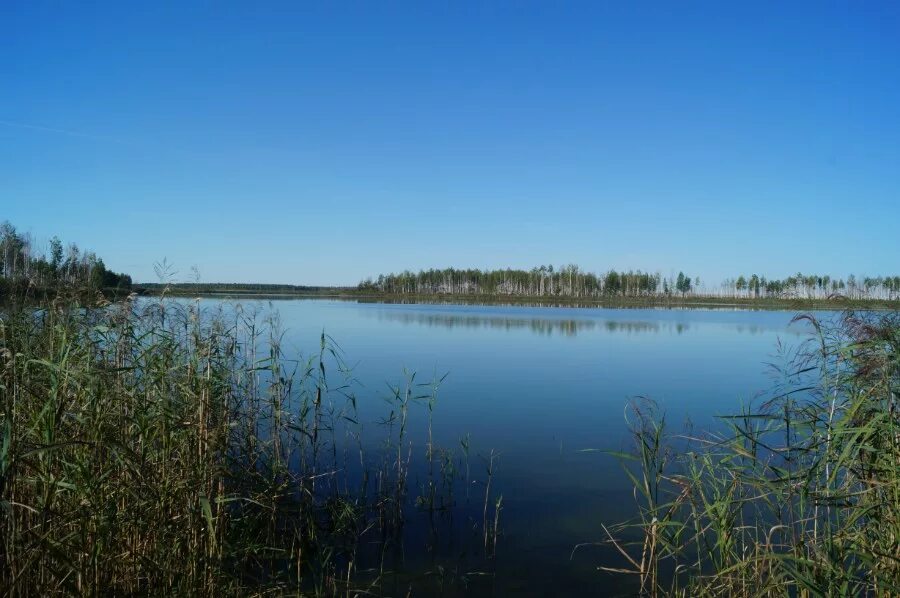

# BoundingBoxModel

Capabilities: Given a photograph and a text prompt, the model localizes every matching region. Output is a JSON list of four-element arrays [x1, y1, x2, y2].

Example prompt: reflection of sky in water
[[179, 298, 837, 595], [184, 298, 829, 467]]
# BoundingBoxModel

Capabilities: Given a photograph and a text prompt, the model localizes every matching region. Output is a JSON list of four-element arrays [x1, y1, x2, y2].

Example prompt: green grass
[[602, 310, 900, 596], [0, 291, 496, 596]]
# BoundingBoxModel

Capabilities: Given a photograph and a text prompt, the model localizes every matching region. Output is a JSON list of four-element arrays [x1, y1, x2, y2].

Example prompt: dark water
[[201, 298, 827, 596]]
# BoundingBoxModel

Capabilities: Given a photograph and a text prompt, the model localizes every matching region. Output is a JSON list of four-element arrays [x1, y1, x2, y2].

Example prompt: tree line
[[358, 266, 694, 298], [721, 273, 900, 300], [0, 221, 132, 294], [359, 266, 900, 300]]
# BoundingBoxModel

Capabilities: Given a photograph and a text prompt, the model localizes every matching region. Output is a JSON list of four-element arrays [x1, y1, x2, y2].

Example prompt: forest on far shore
[[359, 266, 900, 301], [4, 219, 899, 304], [0, 221, 132, 294]]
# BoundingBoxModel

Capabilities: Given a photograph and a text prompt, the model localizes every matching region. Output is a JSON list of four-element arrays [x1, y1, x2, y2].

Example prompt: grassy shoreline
[[133, 286, 900, 311], [0, 293, 499, 595], [606, 310, 900, 595]]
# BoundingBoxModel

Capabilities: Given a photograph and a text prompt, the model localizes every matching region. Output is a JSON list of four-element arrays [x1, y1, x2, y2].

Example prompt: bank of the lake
[[134, 284, 900, 311]]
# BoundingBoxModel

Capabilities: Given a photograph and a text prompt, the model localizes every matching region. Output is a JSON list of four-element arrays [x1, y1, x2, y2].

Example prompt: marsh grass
[[0, 291, 498, 596], [601, 310, 900, 596]]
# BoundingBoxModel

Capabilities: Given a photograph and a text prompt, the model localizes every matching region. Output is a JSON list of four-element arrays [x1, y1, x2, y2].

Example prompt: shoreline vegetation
[[133, 266, 900, 310], [1, 290, 503, 595], [135, 284, 900, 311], [600, 310, 900, 596]]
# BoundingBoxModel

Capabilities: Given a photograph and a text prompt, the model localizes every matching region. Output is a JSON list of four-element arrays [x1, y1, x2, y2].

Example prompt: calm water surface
[[200, 298, 829, 596]]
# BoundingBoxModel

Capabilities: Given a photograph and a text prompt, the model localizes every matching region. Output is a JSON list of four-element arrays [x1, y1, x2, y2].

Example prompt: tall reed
[[603, 310, 900, 596], [0, 292, 495, 596]]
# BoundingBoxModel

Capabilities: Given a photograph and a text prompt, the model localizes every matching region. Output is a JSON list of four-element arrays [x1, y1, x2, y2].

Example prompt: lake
[[195, 298, 826, 596]]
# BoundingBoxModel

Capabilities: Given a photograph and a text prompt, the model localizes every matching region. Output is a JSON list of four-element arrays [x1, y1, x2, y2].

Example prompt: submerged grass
[[603, 310, 900, 596], [0, 292, 498, 596]]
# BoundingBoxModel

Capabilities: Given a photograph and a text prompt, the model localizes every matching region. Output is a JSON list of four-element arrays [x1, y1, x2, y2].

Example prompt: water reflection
[[734, 324, 769, 335], [356, 297, 777, 311], [370, 309, 690, 336]]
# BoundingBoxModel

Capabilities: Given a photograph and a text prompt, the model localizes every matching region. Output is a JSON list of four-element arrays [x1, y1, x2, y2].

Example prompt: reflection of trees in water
[[734, 325, 765, 335], [372, 311, 697, 337], [600, 320, 691, 335]]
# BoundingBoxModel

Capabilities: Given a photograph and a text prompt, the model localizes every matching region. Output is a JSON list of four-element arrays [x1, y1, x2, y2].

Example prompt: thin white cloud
[[0, 119, 122, 143]]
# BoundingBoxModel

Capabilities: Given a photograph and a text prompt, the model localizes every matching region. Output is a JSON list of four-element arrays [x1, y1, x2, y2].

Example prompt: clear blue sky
[[2, 2, 899, 286]]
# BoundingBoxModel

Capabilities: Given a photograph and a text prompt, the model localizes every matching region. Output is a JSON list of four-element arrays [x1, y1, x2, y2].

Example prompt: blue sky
[[2, 2, 899, 285]]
